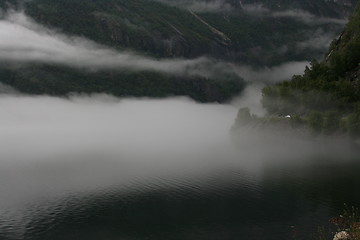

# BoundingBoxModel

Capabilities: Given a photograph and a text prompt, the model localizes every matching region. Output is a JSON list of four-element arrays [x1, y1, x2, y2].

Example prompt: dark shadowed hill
[[257, 1, 360, 136], [0, 0, 357, 101]]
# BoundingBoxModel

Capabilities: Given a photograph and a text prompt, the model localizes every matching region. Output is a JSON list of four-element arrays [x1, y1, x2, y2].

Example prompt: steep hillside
[[0, 66, 244, 102], [23, 0, 226, 59], [0, 0, 356, 101], [3, 0, 353, 65], [260, 2, 360, 136]]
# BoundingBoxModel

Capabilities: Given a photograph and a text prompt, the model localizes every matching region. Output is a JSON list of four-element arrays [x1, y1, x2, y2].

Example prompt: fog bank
[[154, 0, 232, 12], [0, 12, 223, 77], [0, 94, 358, 213], [0, 94, 356, 171], [0, 11, 338, 83], [233, 61, 309, 83], [242, 4, 348, 25]]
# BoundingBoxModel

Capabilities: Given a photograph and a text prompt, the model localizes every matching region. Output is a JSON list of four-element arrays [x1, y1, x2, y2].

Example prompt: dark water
[[0, 156, 359, 240]]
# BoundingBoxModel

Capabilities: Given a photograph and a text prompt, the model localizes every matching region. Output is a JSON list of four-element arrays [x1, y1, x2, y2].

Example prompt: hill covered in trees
[[0, 0, 356, 101], [14, 0, 354, 65], [237, 1, 360, 137]]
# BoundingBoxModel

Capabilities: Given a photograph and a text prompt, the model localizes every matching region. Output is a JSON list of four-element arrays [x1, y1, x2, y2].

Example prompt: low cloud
[[0, 11, 341, 82], [154, 0, 233, 12], [0, 11, 226, 77], [0, 94, 356, 175], [232, 61, 309, 83], [271, 9, 347, 24], [296, 31, 335, 51], [0, 93, 357, 237], [241, 4, 270, 15], [242, 4, 347, 25], [0, 94, 356, 193], [230, 83, 266, 116]]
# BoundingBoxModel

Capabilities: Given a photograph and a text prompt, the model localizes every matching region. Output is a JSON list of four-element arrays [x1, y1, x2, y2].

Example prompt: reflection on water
[[0, 96, 359, 240]]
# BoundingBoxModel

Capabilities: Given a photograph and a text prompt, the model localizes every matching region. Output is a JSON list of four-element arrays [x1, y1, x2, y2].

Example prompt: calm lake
[[0, 96, 359, 240]]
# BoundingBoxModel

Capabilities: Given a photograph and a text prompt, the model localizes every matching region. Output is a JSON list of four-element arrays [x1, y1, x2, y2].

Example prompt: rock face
[[333, 231, 349, 240]]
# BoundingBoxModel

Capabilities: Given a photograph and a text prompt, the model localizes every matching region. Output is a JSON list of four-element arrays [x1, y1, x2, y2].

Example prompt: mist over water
[[0, 95, 238, 203], [0, 93, 359, 240], [0, 93, 357, 197], [0, 10, 356, 239]]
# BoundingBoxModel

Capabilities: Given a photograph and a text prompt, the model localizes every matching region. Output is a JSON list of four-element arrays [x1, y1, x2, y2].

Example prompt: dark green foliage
[[1, 0, 252, 102], [196, 12, 335, 66], [259, 2, 360, 137], [0, 65, 245, 102], [1, 0, 346, 67], [22, 0, 219, 59], [0, 0, 17, 9], [0, 0, 355, 102]]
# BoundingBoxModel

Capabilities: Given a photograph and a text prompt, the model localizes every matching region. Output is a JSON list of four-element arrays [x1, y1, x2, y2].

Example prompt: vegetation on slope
[[253, 2, 360, 137], [0, 65, 245, 102], [0, 0, 356, 101], [3, 0, 351, 65]]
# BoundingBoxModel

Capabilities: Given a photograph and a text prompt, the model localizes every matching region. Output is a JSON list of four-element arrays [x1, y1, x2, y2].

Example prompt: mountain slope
[[6, 0, 353, 65], [0, 0, 357, 102], [260, 1, 360, 136]]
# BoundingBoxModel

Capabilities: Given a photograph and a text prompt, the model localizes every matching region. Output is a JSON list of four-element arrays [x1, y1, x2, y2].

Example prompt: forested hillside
[[0, 0, 356, 101], [258, 1, 360, 136], [16, 0, 353, 65]]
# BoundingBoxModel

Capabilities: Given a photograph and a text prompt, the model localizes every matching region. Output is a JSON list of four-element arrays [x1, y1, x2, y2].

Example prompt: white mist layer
[[242, 4, 348, 25], [0, 94, 357, 229], [0, 95, 238, 198], [0, 12, 219, 76], [0, 95, 236, 163], [0, 11, 337, 83], [233, 61, 309, 83], [154, 0, 232, 12], [0, 94, 355, 180]]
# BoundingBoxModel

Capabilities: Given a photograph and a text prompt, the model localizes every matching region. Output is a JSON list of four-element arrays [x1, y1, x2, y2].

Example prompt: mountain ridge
[[0, 0, 357, 102], [245, 1, 360, 137]]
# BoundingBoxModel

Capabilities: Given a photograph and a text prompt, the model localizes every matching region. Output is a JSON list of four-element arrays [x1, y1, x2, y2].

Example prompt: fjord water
[[0, 95, 359, 240]]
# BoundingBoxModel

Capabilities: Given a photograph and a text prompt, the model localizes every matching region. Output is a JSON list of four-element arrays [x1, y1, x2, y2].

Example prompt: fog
[[242, 4, 347, 25], [297, 31, 336, 51], [0, 91, 358, 240], [230, 84, 266, 116], [154, 0, 232, 12], [154, 0, 349, 25], [0, 4, 357, 240], [0, 95, 235, 165], [0, 11, 339, 83], [271, 9, 348, 25], [0, 11, 223, 77], [0, 9, 356, 207], [232, 61, 309, 83], [0, 95, 239, 209], [0, 94, 357, 187]]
